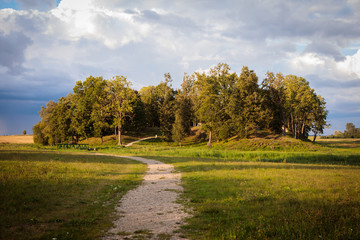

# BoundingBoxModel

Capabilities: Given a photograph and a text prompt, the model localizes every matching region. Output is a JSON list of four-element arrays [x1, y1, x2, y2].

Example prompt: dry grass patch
[[0, 135, 33, 144]]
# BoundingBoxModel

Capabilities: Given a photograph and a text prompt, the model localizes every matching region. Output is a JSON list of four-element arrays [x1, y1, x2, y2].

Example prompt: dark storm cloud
[[305, 42, 345, 61], [0, 31, 32, 74]]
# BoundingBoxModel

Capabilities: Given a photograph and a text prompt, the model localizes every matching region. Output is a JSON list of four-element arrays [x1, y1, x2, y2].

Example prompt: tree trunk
[[313, 132, 317, 143], [301, 122, 306, 138], [118, 125, 122, 145], [207, 129, 212, 147], [101, 136, 103, 144]]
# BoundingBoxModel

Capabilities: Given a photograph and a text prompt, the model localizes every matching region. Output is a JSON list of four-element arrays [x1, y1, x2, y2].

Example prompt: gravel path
[[102, 156, 189, 240], [124, 137, 157, 147]]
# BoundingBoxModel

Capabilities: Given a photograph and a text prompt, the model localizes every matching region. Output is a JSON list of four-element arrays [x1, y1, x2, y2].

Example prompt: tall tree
[[139, 86, 159, 128], [91, 90, 112, 144], [155, 73, 175, 141], [345, 123, 356, 137], [53, 95, 76, 143], [33, 121, 47, 145], [172, 74, 195, 145], [311, 95, 328, 142], [106, 75, 136, 145], [227, 66, 268, 138], [72, 76, 106, 140], [196, 63, 233, 146], [283, 75, 322, 139], [38, 100, 58, 145], [124, 91, 147, 133], [261, 72, 286, 134]]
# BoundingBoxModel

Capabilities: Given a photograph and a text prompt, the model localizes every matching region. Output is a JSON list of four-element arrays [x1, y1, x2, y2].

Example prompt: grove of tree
[[325, 123, 360, 138], [33, 63, 328, 145]]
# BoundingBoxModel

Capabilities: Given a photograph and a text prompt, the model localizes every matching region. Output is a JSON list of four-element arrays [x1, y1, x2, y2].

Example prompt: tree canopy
[[33, 64, 328, 145]]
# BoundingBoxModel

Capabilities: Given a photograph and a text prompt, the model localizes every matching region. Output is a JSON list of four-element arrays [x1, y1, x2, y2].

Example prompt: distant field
[[0, 135, 33, 144]]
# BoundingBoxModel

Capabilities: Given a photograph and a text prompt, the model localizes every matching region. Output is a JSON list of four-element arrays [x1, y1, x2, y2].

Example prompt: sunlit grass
[[151, 156, 360, 239], [2, 137, 360, 239], [0, 150, 146, 240]]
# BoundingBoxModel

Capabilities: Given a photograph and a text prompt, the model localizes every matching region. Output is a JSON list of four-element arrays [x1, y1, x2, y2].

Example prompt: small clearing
[[102, 156, 190, 240]]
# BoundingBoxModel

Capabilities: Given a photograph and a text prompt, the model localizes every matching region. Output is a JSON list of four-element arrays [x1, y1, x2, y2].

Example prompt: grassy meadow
[[0, 149, 146, 240], [105, 136, 360, 239], [153, 156, 360, 239], [1, 135, 360, 239]]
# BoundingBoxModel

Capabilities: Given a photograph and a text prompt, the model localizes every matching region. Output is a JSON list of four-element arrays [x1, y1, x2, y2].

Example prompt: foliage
[[106, 76, 137, 145], [195, 63, 233, 146], [172, 74, 195, 145], [34, 63, 328, 146], [156, 73, 176, 141], [139, 86, 160, 128], [323, 122, 360, 138]]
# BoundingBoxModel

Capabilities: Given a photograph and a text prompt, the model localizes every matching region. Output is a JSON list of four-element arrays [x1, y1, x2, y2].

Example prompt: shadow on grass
[[0, 152, 146, 240], [0, 150, 141, 165], [0, 177, 142, 240]]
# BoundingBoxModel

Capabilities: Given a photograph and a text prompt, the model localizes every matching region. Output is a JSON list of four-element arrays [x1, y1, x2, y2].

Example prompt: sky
[[0, 0, 360, 136]]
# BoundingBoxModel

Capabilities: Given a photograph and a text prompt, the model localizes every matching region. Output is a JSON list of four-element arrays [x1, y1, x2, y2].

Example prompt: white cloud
[[50, 2, 151, 48], [337, 49, 360, 78]]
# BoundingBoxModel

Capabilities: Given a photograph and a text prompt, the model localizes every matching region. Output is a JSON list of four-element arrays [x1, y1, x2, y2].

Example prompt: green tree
[[227, 66, 268, 138], [345, 123, 356, 137], [72, 76, 106, 140], [261, 72, 286, 134], [53, 95, 76, 143], [106, 76, 136, 145], [37, 100, 58, 145], [155, 73, 175, 141], [196, 63, 233, 146], [33, 121, 47, 145], [181, 73, 198, 127], [311, 95, 328, 142], [139, 86, 159, 128], [283, 75, 324, 139], [22, 130, 26, 135], [171, 74, 195, 145], [172, 111, 186, 145], [124, 91, 147, 133], [91, 92, 112, 144]]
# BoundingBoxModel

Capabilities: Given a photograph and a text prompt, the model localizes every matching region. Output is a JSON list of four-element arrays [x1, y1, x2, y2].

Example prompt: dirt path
[[124, 136, 157, 147], [102, 156, 189, 240]]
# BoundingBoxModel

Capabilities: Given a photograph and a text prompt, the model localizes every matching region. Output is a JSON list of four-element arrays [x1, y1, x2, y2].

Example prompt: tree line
[[325, 123, 360, 138], [33, 63, 328, 146]]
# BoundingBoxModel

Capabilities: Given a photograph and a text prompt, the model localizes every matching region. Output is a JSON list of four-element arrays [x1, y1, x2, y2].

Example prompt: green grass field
[[0, 149, 146, 240], [152, 156, 360, 239], [1, 136, 360, 239]]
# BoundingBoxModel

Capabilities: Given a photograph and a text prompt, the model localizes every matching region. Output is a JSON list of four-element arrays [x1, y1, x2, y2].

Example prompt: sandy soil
[[102, 156, 190, 240], [0, 135, 33, 144]]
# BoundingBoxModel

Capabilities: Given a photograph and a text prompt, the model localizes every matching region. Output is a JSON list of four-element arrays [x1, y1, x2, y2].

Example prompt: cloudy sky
[[0, 0, 360, 135]]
